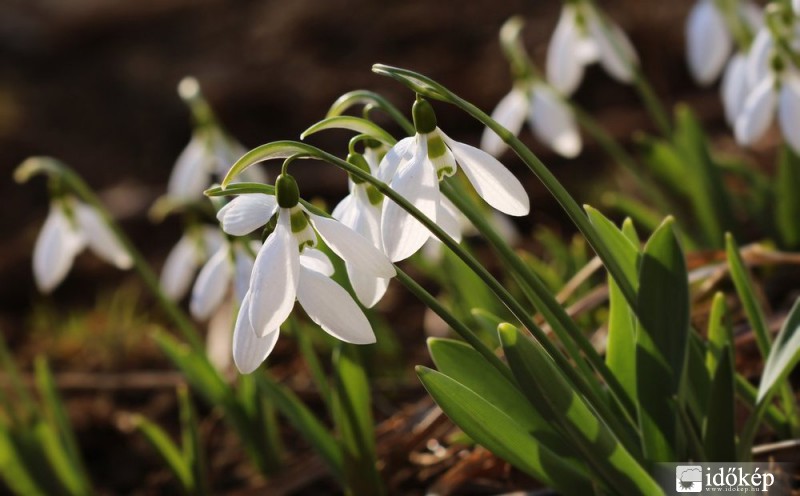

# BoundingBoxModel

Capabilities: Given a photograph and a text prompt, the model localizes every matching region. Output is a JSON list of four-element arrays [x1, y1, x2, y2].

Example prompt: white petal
[[309, 213, 394, 278], [206, 298, 234, 372], [779, 73, 800, 154], [480, 88, 529, 157], [216, 194, 277, 236], [437, 198, 463, 243], [381, 137, 439, 262], [296, 265, 375, 344], [721, 53, 750, 126], [168, 135, 211, 200], [190, 245, 233, 320], [377, 136, 416, 182], [546, 6, 586, 95], [33, 205, 84, 293], [232, 294, 280, 374], [248, 210, 299, 336], [160, 234, 199, 300], [735, 75, 776, 146], [332, 194, 356, 226], [740, 2, 764, 31], [794, 0, 800, 15], [74, 204, 133, 269], [343, 191, 390, 306], [588, 9, 638, 83], [686, 0, 731, 85], [440, 132, 530, 216], [529, 85, 582, 158], [299, 248, 335, 276], [233, 245, 255, 304], [747, 29, 773, 89]]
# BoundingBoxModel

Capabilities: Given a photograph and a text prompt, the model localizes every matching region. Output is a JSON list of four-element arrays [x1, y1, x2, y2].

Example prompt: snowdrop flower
[[735, 68, 800, 153], [721, 53, 750, 125], [331, 147, 393, 307], [546, 1, 638, 96], [225, 174, 396, 373], [480, 81, 582, 158], [685, 0, 762, 85], [379, 98, 529, 262], [795, 0, 800, 16], [160, 226, 224, 301], [190, 240, 256, 321], [33, 198, 132, 293]]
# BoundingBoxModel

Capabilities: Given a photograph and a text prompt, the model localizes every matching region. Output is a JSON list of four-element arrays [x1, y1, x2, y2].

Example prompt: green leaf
[[177, 386, 209, 496], [134, 415, 193, 493], [636, 218, 689, 461], [301, 116, 397, 146], [704, 347, 737, 461], [774, 145, 800, 248], [331, 344, 383, 496], [725, 234, 771, 358], [153, 332, 230, 405], [416, 366, 594, 495], [584, 206, 639, 292], [326, 90, 414, 135], [635, 133, 691, 197], [681, 332, 711, 432], [758, 297, 800, 402], [254, 373, 343, 481], [221, 141, 317, 188], [0, 425, 46, 496], [499, 324, 663, 495]]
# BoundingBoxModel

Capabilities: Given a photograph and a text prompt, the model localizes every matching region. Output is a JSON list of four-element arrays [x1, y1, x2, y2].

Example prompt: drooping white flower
[[190, 241, 256, 320], [230, 177, 395, 373], [33, 198, 133, 293], [379, 99, 530, 262], [480, 82, 582, 158], [331, 147, 392, 307], [160, 226, 224, 301], [721, 53, 750, 126], [735, 70, 800, 153], [546, 1, 638, 96], [685, 0, 762, 86]]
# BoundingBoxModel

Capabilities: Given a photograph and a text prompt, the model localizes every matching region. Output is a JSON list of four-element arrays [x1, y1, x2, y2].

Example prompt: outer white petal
[[74, 204, 133, 269], [437, 198, 463, 243], [721, 54, 750, 126], [794, 0, 800, 15], [232, 294, 280, 374], [216, 194, 278, 236], [377, 136, 416, 182], [686, 0, 732, 85], [343, 190, 390, 307], [160, 235, 199, 300], [309, 213, 394, 278], [33, 205, 84, 293], [588, 9, 638, 83], [381, 136, 439, 262], [168, 135, 211, 200], [332, 194, 356, 225], [299, 248, 335, 277], [547, 6, 585, 95], [740, 2, 764, 31], [735, 75, 777, 146], [529, 85, 582, 158], [747, 29, 773, 89], [233, 245, 255, 304], [440, 132, 530, 216], [296, 265, 375, 344], [190, 245, 233, 320], [480, 88, 529, 157], [206, 298, 234, 372], [248, 210, 299, 336], [778, 73, 800, 154]]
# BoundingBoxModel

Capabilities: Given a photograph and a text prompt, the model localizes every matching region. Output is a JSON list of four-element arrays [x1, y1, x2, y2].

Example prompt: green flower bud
[[275, 174, 300, 208], [413, 98, 437, 134]]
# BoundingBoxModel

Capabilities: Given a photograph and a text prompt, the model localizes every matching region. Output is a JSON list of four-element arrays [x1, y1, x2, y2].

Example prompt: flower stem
[[15, 157, 204, 351]]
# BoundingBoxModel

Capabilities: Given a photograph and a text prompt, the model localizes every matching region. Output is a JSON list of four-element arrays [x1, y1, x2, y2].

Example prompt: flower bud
[[413, 98, 437, 134]]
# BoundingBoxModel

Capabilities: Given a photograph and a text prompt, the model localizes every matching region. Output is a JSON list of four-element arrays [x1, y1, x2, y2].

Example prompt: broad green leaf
[[774, 145, 800, 248], [681, 332, 710, 432], [331, 344, 383, 496], [706, 293, 733, 374], [0, 425, 45, 496], [636, 218, 689, 461], [758, 297, 800, 402], [704, 347, 736, 461], [602, 193, 662, 235], [301, 116, 397, 146], [499, 324, 663, 495], [34, 422, 87, 496], [585, 205, 639, 292], [254, 373, 343, 481], [725, 234, 771, 358], [416, 366, 594, 495], [134, 415, 193, 493]]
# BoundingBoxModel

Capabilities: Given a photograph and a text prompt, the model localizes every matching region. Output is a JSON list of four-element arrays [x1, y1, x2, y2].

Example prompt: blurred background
[[0, 0, 737, 493]]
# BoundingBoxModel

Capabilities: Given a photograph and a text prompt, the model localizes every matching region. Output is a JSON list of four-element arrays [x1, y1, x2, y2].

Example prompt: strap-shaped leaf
[[416, 366, 593, 494], [636, 218, 689, 462], [704, 347, 736, 461], [759, 297, 800, 402], [775, 145, 800, 248], [133, 415, 193, 493], [301, 116, 397, 146], [585, 206, 639, 292], [499, 324, 662, 495]]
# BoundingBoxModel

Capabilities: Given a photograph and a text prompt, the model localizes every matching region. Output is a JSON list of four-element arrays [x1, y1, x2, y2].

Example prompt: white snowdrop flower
[[332, 148, 392, 307], [546, 1, 638, 96], [231, 174, 395, 374], [721, 53, 750, 126], [167, 129, 267, 202], [686, 0, 762, 86], [379, 98, 530, 262], [33, 198, 133, 293], [160, 226, 224, 301], [794, 0, 800, 16], [189, 241, 256, 321], [480, 82, 582, 158], [735, 68, 800, 153]]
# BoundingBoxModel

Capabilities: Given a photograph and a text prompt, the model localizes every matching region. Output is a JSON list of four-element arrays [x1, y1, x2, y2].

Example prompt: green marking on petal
[[365, 185, 384, 206], [427, 134, 447, 159], [290, 207, 309, 233]]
